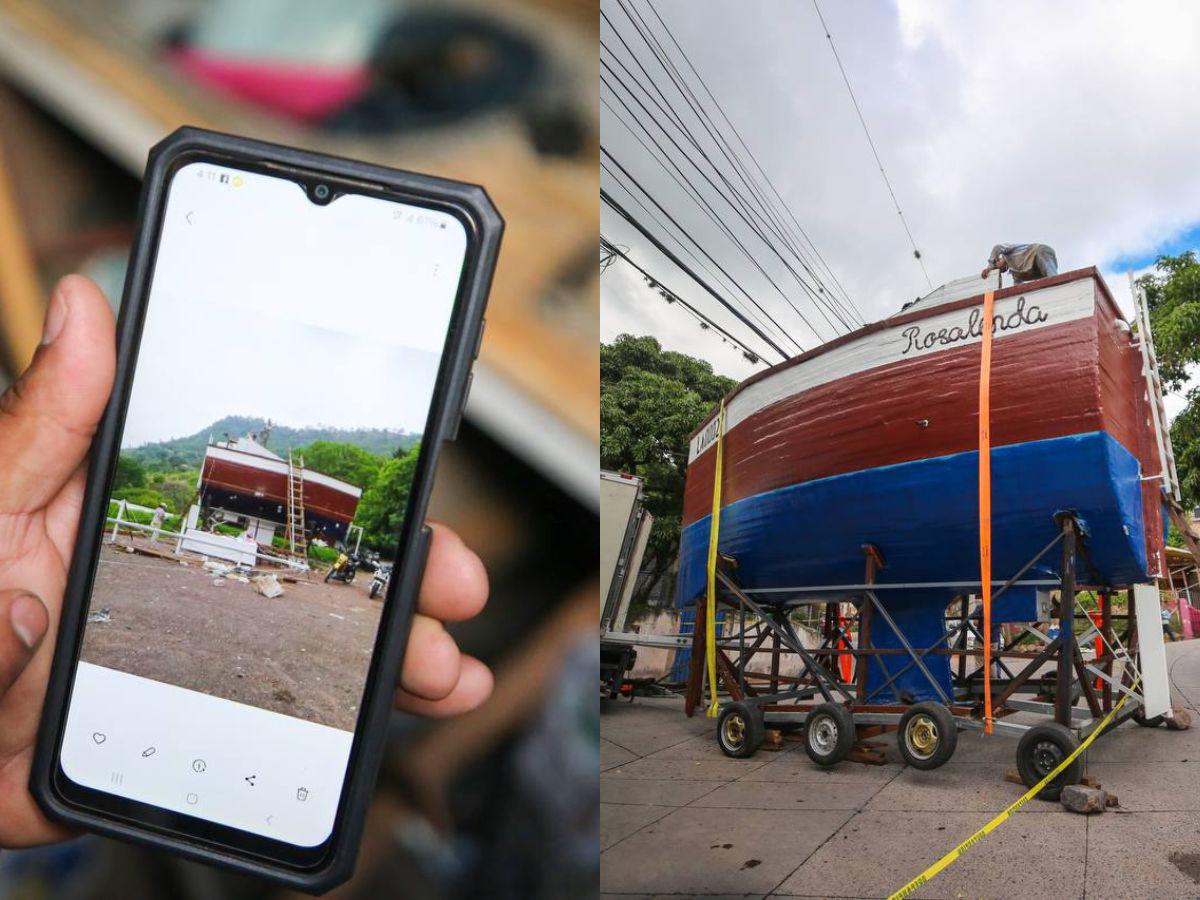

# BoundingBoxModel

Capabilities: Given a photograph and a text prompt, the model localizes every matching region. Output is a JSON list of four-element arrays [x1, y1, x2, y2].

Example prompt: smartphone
[[32, 128, 501, 891]]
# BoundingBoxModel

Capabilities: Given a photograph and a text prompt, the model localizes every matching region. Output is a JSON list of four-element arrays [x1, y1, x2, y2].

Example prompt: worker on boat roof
[[980, 243, 1058, 283]]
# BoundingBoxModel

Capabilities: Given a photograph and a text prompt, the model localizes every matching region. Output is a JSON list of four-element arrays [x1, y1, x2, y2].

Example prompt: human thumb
[[0, 591, 49, 695]]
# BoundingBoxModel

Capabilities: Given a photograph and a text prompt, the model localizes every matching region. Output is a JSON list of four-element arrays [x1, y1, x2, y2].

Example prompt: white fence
[[106, 502, 309, 571]]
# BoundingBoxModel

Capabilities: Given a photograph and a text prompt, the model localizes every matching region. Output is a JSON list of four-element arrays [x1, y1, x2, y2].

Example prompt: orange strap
[[979, 290, 995, 734]]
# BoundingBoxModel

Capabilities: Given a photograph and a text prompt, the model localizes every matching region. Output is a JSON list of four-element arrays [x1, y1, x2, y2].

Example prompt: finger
[[417, 523, 488, 623], [0, 276, 115, 514], [394, 655, 493, 718], [0, 591, 49, 694], [44, 464, 89, 571], [399, 613, 462, 701]]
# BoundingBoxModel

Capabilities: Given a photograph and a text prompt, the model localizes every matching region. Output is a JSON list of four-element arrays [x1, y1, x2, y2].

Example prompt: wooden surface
[[0, 132, 44, 372], [0, 0, 599, 486]]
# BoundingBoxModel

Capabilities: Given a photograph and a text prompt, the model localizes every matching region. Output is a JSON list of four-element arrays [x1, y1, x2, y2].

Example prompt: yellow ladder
[[285, 451, 308, 564]]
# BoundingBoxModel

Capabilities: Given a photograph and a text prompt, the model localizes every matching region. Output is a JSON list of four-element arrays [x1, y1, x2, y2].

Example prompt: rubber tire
[[1133, 707, 1166, 728], [1042, 670, 1082, 706], [804, 702, 855, 767], [897, 702, 958, 770], [1016, 722, 1083, 800], [369, 581, 380, 599], [716, 701, 764, 759]]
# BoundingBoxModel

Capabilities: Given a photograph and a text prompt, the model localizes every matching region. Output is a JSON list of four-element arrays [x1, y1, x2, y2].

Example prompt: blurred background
[[0, 0, 598, 897]]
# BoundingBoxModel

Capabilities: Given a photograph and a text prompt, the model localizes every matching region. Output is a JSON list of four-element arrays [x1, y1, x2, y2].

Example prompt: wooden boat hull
[[201, 445, 362, 541], [678, 269, 1164, 701]]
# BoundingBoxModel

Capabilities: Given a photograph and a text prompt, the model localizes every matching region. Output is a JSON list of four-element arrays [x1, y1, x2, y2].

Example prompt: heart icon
[[92, 732, 106, 745]]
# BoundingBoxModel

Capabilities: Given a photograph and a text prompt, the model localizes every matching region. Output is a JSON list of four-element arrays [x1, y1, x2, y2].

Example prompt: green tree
[[113, 454, 147, 490], [296, 440, 386, 490], [601, 335, 736, 604], [1142, 252, 1200, 506], [355, 444, 420, 551], [111, 486, 172, 512], [148, 471, 198, 516]]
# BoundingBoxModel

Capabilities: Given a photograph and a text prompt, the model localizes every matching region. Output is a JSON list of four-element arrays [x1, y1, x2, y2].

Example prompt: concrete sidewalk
[[601, 640, 1200, 899]]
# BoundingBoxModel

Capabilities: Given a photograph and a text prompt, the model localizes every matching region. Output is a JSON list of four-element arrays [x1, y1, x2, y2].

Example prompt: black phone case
[[30, 126, 502, 893]]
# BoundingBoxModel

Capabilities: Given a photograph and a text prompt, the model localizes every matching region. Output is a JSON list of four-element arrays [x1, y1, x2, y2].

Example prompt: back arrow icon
[[185, 211, 195, 225]]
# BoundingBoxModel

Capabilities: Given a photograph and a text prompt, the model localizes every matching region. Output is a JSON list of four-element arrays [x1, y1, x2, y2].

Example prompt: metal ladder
[[1129, 273, 1181, 503], [1076, 608, 1144, 723], [285, 451, 308, 564]]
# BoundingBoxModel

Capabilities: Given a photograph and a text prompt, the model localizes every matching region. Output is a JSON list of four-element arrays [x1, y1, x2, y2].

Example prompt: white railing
[[106, 505, 309, 572]]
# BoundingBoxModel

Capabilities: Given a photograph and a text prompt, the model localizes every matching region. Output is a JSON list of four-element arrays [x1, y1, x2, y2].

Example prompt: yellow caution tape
[[704, 402, 726, 718], [889, 676, 1141, 900]]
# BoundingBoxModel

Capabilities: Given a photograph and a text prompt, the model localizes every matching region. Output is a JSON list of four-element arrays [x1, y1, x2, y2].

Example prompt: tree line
[[601, 334, 734, 607], [1143, 252, 1200, 512]]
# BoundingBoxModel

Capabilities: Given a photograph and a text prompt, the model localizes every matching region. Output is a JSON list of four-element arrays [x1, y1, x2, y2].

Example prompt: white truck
[[600, 471, 653, 697]]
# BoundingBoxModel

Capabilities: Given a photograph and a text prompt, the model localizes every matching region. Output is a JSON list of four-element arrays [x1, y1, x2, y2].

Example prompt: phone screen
[[56, 159, 469, 853]]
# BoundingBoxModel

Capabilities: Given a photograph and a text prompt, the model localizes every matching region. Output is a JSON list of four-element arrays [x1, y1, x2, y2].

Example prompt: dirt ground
[[81, 540, 383, 731]]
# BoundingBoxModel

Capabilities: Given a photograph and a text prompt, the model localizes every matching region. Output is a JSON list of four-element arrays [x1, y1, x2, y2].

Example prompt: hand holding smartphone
[[22, 128, 501, 891]]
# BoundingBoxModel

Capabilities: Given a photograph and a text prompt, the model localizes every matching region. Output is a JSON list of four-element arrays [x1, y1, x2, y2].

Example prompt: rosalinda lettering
[[900, 296, 1048, 355]]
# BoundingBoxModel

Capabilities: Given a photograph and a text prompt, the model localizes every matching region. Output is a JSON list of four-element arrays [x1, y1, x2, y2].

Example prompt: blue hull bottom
[[679, 431, 1151, 702]]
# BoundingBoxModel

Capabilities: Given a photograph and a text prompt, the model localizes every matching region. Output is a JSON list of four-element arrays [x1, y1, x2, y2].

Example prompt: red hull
[[202, 457, 359, 524]]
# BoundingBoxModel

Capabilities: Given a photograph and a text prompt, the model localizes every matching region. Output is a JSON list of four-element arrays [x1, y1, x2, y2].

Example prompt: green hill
[[125, 415, 419, 470]]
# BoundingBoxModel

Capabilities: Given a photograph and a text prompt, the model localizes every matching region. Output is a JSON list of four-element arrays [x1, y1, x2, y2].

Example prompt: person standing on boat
[[980, 243, 1058, 283]]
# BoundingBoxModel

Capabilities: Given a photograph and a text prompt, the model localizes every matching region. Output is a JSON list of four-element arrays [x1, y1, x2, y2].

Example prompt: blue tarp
[[678, 430, 1147, 702]]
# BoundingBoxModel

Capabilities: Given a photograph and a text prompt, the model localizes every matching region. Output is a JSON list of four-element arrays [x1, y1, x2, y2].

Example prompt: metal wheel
[[907, 717, 937, 756], [1016, 722, 1082, 800], [716, 701, 763, 759], [897, 702, 957, 770], [804, 701, 854, 767]]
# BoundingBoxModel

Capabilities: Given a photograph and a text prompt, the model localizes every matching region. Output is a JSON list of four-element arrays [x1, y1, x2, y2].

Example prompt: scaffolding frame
[[685, 514, 1157, 760]]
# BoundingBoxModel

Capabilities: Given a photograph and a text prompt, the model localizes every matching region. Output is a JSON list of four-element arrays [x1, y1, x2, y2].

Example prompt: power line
[[602, 24, 850, 337], [639, 0, 863, 324], [601, 154, 798, 352], [601, 234, 767, 365], [619, 0, 863, 331], [599, 0, 882, 359], [603, 146, 811, 352], [602, 187, 792, 361], [600, 60, 832, 343], [812, 0, 934, 291], [600, 238, 627, 272], [599, 87, 781, 308], [603, 6, 865, 339]]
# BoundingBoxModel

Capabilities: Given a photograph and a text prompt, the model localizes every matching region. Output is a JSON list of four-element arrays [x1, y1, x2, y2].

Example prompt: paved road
[[600, 639, 1200, 899]]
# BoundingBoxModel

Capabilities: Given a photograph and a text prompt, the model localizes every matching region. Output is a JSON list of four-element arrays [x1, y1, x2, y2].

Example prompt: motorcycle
[[369, 562, 392, 600], [324, 550, 360, 584]]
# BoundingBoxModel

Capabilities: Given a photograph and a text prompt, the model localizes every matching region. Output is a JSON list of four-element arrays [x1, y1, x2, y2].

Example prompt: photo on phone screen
[[56, 159, 468, 850]]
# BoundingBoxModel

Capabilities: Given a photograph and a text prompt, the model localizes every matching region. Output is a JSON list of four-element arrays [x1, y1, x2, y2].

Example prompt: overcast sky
[[601, 0, 1200, 415], [123, 163, 466, 447]]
